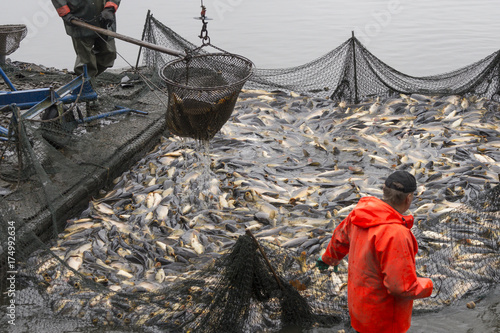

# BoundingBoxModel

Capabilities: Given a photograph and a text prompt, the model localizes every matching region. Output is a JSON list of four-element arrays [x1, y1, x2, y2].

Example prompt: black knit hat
[[385, 171, 417, 193]]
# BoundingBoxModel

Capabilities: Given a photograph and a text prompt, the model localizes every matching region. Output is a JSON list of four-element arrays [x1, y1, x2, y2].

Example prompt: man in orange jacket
[[317, 170, 433, 333]]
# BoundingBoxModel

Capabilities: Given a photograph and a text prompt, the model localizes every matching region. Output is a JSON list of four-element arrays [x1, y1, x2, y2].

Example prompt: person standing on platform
[[52, 0, 121, 78]]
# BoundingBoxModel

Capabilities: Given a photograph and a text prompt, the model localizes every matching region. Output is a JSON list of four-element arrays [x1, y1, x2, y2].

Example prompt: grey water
[[1, 1, 500, 332], [2, 0, 500, 76]]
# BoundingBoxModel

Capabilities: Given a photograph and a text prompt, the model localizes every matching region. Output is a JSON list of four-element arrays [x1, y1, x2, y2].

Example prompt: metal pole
[[135, 10, 151, 70], [76, 108, 146, 124], [351, 31, 359, 104], [71, 19, 186, 58], [0, 66, 17, 91]]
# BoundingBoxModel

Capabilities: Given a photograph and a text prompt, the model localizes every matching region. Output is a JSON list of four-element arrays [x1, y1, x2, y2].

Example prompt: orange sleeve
[[104, 1, 119, 12], [321, 215, 350, 266], [377, 226, 433, 299], [56, 5, 70, 16]]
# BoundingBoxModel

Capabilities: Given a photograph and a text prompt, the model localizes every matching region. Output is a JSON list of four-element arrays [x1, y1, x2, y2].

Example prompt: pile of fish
[[21, 89, 500, 328]]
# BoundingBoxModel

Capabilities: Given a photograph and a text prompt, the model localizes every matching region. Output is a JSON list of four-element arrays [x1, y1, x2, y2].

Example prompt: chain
[[182, 2, 213, 63], [192, 1, 232, 56], [198, 3, 210, 46]]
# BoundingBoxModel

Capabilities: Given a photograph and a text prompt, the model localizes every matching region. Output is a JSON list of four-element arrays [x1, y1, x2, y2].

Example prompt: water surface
[[2, 0, 500, 76]]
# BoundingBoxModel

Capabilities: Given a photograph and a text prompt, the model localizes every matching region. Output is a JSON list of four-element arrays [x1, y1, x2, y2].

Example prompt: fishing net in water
[[143, 15, 500, 103], [2, 226, 342, 333], [413, 183, 500, 312]]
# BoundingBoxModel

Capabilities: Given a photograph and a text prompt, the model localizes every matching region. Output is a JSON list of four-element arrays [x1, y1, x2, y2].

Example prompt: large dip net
[[161, 52, 253, 141], [1, 12, 500, 333], [0, 24, 27, 64]]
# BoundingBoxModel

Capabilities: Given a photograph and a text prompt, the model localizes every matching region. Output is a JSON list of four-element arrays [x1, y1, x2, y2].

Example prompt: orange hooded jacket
[[321, 196, 433, 333]]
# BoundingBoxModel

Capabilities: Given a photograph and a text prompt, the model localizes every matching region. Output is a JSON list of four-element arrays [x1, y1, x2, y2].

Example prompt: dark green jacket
[[52, 0, 120, 38]]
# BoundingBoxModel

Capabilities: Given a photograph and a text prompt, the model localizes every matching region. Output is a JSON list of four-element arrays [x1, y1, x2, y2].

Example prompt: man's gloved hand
[[316, 256, 329, 271], [100, 8, 115, 28], [62, 13, 77, 26]]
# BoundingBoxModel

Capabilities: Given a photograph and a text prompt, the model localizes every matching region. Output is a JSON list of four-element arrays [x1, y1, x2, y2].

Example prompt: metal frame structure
[[0, 65, 148, 141]]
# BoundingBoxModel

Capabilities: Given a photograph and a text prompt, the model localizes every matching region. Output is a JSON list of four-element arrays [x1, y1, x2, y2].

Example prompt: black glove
[[62, 13, 77, 26], [100, 8, 115, 28]]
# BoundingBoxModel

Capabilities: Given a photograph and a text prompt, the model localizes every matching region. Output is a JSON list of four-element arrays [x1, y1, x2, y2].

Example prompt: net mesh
[[1, 13, 500, 333], [0, 61, 169, 290], [0, 25, 27, 57], [160, 53, 253, 141], [142, 16, 500, 103]]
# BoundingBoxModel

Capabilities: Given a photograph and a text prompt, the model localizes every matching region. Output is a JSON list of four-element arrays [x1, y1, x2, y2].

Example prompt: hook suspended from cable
[[200, 0, 206, 18], [195, 0, 212, 45]]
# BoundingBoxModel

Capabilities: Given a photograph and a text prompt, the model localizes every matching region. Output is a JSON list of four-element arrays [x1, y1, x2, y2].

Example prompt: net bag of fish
[[160, 53, 254, 141], [0, 24, 27, 60], [9, 228, 344, 333]]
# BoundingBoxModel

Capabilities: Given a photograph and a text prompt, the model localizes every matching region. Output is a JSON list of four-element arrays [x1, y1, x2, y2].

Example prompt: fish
[[280, 236, 310, 248], [94, 202, 115, 216], [22, 86, 500, 328], [66, 255, 83, 271]]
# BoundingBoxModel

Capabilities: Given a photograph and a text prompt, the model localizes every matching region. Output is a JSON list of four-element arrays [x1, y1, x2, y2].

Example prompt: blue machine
[[0, 65, 98, 111], [0, 65, 147, 141]]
